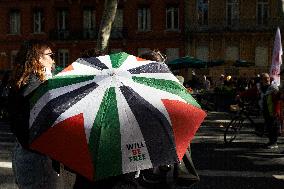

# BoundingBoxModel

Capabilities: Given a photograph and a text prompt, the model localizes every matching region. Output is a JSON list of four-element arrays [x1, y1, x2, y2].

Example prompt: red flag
[[270, 27, 282, 86]]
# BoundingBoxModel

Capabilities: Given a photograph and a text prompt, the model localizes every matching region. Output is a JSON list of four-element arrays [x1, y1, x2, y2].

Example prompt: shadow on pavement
[[190, 142, 284, 189]]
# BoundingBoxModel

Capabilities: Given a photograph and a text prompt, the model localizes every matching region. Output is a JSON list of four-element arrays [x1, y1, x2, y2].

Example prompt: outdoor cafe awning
[[233, 60, 254, 67], [167, 56, 224, 70]]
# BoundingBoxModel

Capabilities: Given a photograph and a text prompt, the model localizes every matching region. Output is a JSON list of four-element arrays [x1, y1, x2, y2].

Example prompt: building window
[[166, 48, 179, 62], [197, 0, 208, 26], [57, 49, 69, 68], [257, 0, 268, 25], [166, 7, 179, 30], [196, 46, 208, 62], [33, 9, 44, 33], [9, 10, 20, 34], [138, 7, 151, 31], [57, 9, 69, 30], [57, 9, 69, 39], [111, 9, 124, 38], [226, 0, 239, 26], [255, 46, 268, 66], [225, 46, 239, 62], [10, 50, 18, 70], [83, 8, 96, 39]]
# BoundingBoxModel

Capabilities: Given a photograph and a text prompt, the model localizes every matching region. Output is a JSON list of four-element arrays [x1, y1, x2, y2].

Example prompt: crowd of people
[[184, 72, 264, 94], [2, 39, 283, 189], [185, 70, 283, 149]]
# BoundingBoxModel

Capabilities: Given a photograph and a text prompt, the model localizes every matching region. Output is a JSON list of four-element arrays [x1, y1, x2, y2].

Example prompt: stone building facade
[[0, 0, 283, 85], [184, 0, 284, 85], [0, 0, 185, 75]]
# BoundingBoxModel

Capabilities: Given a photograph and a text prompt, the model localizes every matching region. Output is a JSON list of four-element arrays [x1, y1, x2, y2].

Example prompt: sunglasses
[[44, 52, 56, 60]]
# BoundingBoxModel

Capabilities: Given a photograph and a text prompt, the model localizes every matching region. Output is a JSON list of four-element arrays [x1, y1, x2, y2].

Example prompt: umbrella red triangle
[[162, 99, 206, 160], [30, 113, 94, 180]]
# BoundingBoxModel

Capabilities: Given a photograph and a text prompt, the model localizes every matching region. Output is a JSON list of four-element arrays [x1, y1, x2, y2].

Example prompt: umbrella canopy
[[167, 56, 206, 69], [233, 59, 254, 67], [28, 52, 206, 181], [168, 57, 225, 70], [207, 60, 225, 67]]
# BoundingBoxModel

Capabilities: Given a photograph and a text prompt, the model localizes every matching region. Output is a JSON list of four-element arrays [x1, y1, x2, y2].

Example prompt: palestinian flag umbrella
[[29, 52, 206, 181]]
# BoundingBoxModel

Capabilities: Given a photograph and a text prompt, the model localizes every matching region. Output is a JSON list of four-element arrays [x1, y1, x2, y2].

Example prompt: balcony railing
[[49, 29, 98, 40], [186, 18, 284, 33], [49, 30, 70, 40], [49, 27, 128, 40]]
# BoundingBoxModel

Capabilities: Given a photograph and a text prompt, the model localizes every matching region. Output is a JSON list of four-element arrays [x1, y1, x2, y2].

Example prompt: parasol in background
[[167, 56, 206, 69], [168, 56, 224, 70]]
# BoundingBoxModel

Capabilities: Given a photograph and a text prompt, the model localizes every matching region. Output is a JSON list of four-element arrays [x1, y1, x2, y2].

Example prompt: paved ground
[[190, 111, 284, 189], [0, 121, 17, 189], [1, 112, 284, 189]]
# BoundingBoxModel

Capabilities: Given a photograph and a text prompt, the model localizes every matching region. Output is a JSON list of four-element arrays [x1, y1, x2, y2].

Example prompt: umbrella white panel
[[115, 87, 153, 173], [30, 79, 95, 127], [118, 76, 187, 124], [51, 81, 111, 140], [96, 55, 112, 69], [118, 55, 152, 71], [30, 75, 108, 128], [56, 61, 103, 76]]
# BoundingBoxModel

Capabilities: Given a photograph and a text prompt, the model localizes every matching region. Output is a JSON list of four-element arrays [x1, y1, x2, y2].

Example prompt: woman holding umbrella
[[9, 40, 59, 189]]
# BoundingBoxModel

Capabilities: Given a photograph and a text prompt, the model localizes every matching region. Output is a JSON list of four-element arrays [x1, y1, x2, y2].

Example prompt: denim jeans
[[12, 142, 59, 189]]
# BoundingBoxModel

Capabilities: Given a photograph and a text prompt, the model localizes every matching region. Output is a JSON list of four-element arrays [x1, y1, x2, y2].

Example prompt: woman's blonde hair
[[11, 40, 52, 90]]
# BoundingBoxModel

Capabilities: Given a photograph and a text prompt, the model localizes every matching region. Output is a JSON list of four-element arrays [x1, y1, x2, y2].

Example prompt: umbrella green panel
[[52, 66, 64, 75], [109, 52, 129, 68], [132, 76, 201, 108], [233, 60, 254, 67], [167, 56, 206, 70], [89, 87, 122, 180]]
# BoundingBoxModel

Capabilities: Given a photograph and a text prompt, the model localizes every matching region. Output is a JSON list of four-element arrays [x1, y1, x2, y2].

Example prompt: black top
[[8, 74, 42, 148]]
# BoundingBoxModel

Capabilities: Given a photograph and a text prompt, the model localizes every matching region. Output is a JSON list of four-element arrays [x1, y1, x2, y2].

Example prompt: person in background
[[237, 73, 281, 149], [259, 73, 281, 149], [139, 50, 200, 187], [203, 75, 211, 91], [9, 40, 59, 189], [176, 75, 185, 86], [215, 74, 225, 88]]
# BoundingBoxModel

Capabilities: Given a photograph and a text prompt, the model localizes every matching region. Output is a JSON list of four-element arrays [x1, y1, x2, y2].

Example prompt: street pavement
[[190, 111, 284, 189], [0, 121, 17, 189], [0, 112, 284, 189]]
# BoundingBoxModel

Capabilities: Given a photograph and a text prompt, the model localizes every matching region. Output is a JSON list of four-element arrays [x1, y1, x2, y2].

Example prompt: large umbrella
[[167, 56, 206, 69], [28, 52, 206, 181]]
